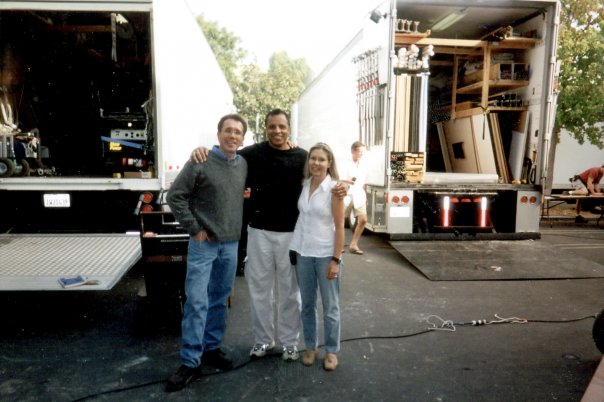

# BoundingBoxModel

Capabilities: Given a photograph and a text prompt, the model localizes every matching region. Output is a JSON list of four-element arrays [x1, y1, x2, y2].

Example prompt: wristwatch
[[331, 256, 341, 263]]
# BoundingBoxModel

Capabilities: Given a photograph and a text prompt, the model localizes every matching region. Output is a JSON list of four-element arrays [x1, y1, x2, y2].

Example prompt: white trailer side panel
[[153, 0, 235, 187], [552, 130, 604, 190]]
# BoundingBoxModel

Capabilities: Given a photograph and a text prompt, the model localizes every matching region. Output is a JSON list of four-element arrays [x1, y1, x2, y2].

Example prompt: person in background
[[290, 142, 345, 371], [340, 141, 367, 254], [566, 165, 604, 224], [165, 114, 248, 392]]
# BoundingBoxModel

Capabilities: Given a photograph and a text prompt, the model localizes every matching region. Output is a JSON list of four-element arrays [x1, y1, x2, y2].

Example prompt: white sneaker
[[249, 341, 275, 358], [282, 345, 299, 361]]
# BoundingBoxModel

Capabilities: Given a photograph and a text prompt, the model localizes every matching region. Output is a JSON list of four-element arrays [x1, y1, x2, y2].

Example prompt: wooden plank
[[488, 113, 510, 183], [395, 36, 485, 48], [394, 34, 541, 50], [436, 123, 452, 172], [457, 80, 530, 95]]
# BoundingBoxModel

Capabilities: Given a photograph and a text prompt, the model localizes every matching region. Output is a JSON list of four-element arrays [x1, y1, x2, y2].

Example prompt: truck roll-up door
[[0, 234, 141, 290]]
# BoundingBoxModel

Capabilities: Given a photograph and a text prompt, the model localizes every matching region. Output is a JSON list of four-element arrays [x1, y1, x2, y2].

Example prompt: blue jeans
[[180, 238, 238, 368], [295, 254, 341, 354]]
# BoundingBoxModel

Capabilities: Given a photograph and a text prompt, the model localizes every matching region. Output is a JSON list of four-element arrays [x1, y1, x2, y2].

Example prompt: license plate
[[43, 193, 71, 208]]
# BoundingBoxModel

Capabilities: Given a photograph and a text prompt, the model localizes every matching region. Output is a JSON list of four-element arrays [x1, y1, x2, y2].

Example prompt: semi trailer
[[0, 0, 234, 289], [293, 0, 561, 240]]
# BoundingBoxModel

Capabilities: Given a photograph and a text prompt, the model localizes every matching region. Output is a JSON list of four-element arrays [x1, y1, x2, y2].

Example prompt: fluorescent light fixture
[[431, 9, 467, 32]]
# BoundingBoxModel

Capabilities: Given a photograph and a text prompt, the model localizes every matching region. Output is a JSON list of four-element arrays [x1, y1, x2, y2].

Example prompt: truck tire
[[0, 158, 15, 177], [15, 159, 31, 176], [348, 208, 358, 233]]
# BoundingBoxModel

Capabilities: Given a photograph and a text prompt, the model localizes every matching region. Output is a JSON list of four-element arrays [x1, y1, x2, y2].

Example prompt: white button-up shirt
[[290, 175, 337, 258], [341, 158, 367, 208]]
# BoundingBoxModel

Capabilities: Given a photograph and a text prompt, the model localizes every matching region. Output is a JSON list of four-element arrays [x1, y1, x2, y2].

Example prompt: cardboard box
[[124, 171, 153, 179]]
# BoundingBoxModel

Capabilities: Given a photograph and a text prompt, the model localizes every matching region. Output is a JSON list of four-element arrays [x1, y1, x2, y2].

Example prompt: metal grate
[[0, 234, 142, 290]]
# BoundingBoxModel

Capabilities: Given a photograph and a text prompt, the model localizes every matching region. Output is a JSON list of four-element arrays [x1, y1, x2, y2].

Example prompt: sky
[[184, 0, 384, 74]]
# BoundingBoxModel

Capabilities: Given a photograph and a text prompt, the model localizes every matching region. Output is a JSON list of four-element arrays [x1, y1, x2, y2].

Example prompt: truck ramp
[[390, 240, 604, 281], [0, 234, 141, 290]]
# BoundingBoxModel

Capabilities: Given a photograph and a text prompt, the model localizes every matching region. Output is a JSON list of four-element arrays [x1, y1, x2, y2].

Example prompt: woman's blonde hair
[[304, 142, 339, 180]]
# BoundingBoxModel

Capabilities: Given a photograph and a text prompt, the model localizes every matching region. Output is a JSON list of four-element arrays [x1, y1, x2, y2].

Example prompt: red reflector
[[473, 198, 481, 203], [529, 196, 538, 204], [402, 195, 410, 204], [520, 196, 528, 203], [451, 197, 459, 203], [392, 196, 400, 204], [141, 204, 153, 212], [142, 192, 154, 203]]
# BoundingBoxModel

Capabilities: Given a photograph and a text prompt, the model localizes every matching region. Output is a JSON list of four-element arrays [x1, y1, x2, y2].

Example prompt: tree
[[197, 16, 310, 139], [197, 15, 246, 91], [555, 0, 604, 147]]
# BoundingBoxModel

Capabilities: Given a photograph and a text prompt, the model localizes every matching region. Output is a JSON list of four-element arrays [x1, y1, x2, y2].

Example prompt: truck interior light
[[431, 9, 467, 31]]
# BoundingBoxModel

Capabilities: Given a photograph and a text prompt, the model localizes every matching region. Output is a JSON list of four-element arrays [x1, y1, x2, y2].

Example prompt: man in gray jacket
[[165, 114, 247, 392]]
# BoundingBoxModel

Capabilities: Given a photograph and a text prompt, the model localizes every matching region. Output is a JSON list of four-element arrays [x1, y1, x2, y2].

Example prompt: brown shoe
[[302, 349, 317, 366], [323, 353, 338, 371]]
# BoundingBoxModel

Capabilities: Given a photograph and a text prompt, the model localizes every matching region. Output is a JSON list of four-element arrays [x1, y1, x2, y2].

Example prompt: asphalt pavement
[[2, 212, 604, 402]]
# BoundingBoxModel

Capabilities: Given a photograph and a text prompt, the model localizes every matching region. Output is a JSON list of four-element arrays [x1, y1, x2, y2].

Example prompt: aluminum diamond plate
[[0, 234, 142, 290]]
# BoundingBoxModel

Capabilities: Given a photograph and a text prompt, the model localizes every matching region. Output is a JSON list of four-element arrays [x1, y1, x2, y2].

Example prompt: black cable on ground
[[70, 313, 598, 401]]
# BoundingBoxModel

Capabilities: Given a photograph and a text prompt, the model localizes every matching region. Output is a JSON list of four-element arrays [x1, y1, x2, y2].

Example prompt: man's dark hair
[[265, 108, 290, 127], [218, 113, 247, 134]]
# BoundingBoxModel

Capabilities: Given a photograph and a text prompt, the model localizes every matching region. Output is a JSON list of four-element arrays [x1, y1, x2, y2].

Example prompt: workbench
[[541, 194, 604, 226]]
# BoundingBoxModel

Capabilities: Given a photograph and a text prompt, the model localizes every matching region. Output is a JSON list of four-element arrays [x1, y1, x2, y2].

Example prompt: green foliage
[[198, 16, 310, 140], [556, 0, 604, 147], [197, 15, 246, 91]]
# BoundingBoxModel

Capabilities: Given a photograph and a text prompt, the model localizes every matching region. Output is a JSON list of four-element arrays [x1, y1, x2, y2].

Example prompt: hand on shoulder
[[190, 146, 209, 163]]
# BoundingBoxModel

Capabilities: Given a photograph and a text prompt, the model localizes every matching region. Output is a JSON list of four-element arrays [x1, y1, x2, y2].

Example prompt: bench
[[541, 194, 604, 226]]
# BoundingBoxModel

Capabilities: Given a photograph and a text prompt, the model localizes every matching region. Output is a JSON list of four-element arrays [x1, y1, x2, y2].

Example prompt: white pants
[[245, 227, 301, 347]]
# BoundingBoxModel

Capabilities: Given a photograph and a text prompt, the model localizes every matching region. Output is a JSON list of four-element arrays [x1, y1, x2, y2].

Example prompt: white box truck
[[293, 0, 560, 240], [0, 0, 234, 289]]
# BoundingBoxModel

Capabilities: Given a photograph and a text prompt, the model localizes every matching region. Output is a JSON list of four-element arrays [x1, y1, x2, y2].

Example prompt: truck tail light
[[480, 196, 487, 227], [443, 196, 450, 227]]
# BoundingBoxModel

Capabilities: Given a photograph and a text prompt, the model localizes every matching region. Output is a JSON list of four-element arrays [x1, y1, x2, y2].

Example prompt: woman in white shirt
[[289, 142, 345, 371]]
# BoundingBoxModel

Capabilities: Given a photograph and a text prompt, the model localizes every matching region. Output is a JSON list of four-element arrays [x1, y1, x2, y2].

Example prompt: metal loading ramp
[[0, 234, 142, 290], [390, 240, 604, 281]]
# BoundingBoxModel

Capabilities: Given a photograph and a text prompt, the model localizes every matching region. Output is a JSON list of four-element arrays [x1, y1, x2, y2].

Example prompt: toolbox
[[139, 211, 188, 311]]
